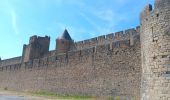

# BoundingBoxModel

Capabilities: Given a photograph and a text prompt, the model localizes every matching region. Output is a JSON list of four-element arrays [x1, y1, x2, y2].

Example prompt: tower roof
[[58, 29, 72, 40]]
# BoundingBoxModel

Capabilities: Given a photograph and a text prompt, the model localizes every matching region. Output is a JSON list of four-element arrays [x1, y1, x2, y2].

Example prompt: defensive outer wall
[[0, 28, 141, 100], [0, 0, 169, 100], [140, 0, 170, 100]]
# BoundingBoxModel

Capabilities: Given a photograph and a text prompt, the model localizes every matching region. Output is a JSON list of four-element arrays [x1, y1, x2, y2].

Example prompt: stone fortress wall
[[0, 27, 141, 100], [0, 56, 22, 67], [0, 0, 169, 100], [75, 26, 140, 50], [140, 0, 170, 100], [0, 26, 140, 67]]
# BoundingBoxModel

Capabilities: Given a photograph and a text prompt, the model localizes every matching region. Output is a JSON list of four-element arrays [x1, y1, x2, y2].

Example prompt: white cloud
[[80, 13, 101, 33], [0, 0, 19, 35], [11, 10, 19, 35], [80, 12, 116, 38], [95, 9, 115, 21], [77, 0, 133, 36], [80, 11, 117, 36]]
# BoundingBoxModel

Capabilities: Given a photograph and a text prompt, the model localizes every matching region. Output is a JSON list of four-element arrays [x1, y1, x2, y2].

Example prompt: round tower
[[56, 29, 75, 54], [140, 0, 170, 100]]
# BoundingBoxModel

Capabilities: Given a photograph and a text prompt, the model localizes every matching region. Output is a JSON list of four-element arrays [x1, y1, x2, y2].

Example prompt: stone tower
[[22, 35, 50, 62], [140, 0, 170, 100], [56, 29, 75, 54]]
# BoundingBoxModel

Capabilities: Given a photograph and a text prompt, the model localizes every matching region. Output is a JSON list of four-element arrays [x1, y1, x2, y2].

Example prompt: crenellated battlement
[[0, 34, 140, 70], [0, 0, 169, 99], [29, 35, 50, 44], [0, 39, 140, 72], [0, 57, 22, 67], [75, 26, 140, 50], [29, 35, 37, 43], [140, 0, 170, 26], [140, 4, 153, 20], [0, 26, 141, 68]]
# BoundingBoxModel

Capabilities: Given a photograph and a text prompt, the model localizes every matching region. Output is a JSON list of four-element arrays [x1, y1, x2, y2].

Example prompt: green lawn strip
[[30, 91, 95, 100], [0, 88, 117, 100]]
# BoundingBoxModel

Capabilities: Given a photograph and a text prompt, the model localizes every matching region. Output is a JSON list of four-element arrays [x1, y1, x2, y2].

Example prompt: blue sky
[[0, 0, 154, 59]]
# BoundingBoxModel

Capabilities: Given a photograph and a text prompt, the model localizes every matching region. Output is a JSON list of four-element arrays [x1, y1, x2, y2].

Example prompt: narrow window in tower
[[151, 27, 157, 42], [62, 40, 65, 48], [56, 56, 58, 61], [156, 13, 159, 17], [62, 40, 64, 44], [93, 47, 96, 53]]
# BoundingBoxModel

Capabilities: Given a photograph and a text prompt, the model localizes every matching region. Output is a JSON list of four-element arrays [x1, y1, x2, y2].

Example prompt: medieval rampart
[[0, 28, 141, 99]]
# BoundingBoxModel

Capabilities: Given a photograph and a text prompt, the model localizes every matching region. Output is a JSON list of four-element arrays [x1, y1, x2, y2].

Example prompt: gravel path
[[0, 91, 68, 100], [0, 95, 24, 100]]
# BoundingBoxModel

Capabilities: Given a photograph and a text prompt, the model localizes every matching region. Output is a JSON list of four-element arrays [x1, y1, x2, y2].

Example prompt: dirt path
[[0, 90, 69, 100]]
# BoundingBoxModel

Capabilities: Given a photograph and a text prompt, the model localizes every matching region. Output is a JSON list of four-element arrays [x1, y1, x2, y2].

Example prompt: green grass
[[31, 91, 95, 100], [30, 91, 118, 100], [0, 88, 123, 100]]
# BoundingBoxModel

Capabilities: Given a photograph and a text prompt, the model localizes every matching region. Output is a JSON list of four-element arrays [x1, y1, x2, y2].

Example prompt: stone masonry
[[140, 0, 170, 100], [0, 0, 169, 100]]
